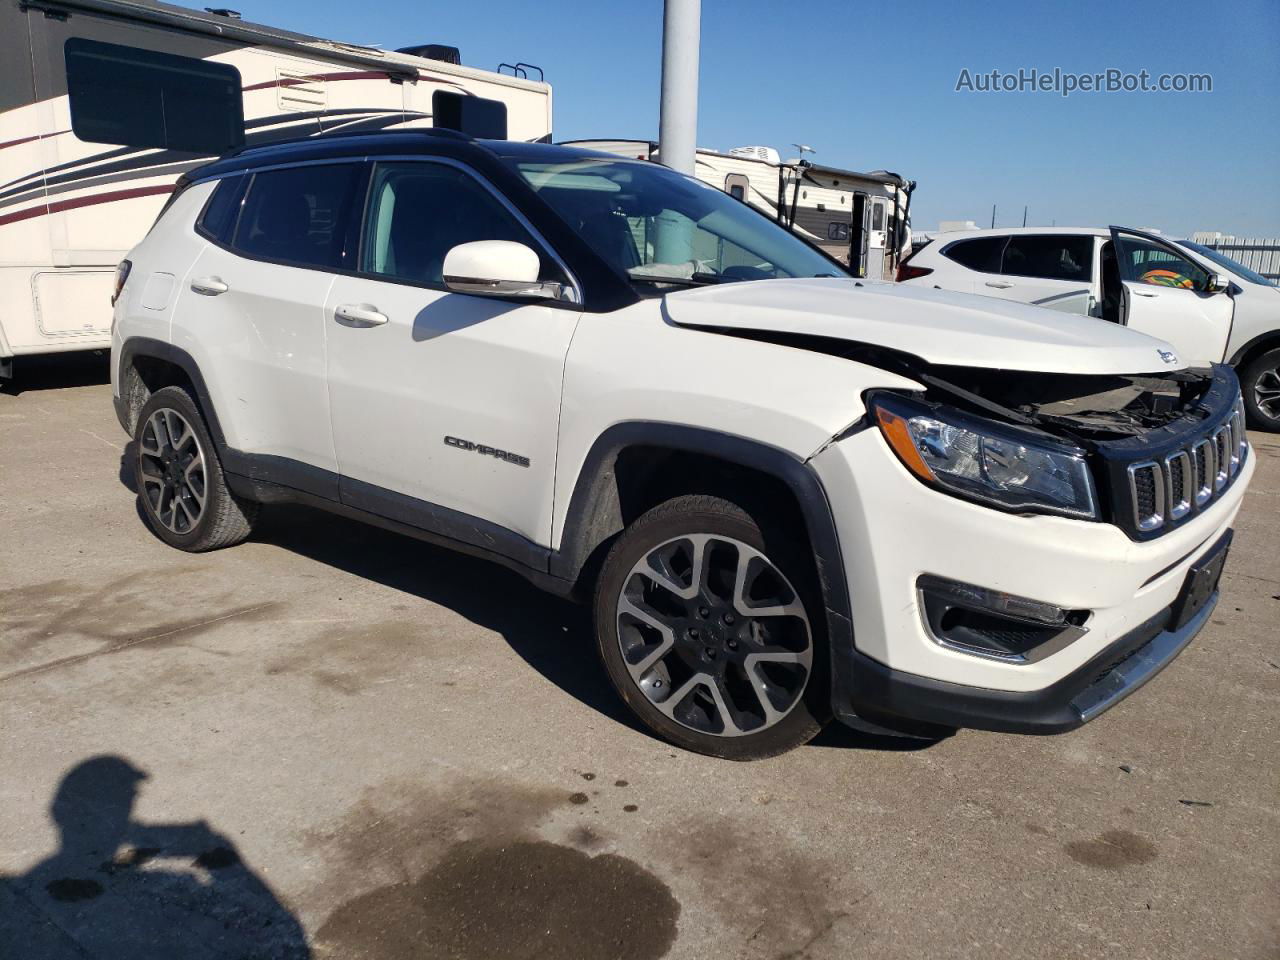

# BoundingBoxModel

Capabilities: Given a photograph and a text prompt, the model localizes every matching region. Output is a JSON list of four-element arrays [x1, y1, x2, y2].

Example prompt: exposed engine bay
[[918, 366, 1216, 441]]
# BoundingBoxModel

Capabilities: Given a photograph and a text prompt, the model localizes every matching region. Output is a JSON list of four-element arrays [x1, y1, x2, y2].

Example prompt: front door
[[1109, 226, 1234, 365], [323, 159, 580, 548]]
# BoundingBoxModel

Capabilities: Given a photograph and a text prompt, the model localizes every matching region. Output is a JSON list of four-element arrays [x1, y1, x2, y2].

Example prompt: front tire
[[1241, 348, 1280, 432], [133, 385, 258, 551], [593, 494, 828, 760]]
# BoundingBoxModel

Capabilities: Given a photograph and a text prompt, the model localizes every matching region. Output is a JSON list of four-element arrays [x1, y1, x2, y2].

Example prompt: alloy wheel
[[616, 534, 813, 737], [138, 408, 208, 534], [1254, 365, 1280, 420]]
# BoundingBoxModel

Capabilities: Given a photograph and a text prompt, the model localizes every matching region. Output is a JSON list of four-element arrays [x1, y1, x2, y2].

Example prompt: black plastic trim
[[840, 600, 1190, 735]]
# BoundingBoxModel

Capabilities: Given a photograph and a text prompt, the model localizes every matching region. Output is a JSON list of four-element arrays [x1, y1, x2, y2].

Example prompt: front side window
[[65, 38, 243, 153], [232, 164, 363, 269], [1002, 234, 1093, 282], [943, 236, 1006, 273], [1115, 234, 1210, 292], [506, 158, 846, 289], [360, 162, 562, 286]]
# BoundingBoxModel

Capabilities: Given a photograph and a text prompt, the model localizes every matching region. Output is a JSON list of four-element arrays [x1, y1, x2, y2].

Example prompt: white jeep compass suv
[[111, 133, 1254, 759]]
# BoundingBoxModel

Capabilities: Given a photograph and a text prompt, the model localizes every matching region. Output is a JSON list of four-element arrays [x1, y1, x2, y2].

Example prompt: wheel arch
[[1228, 330, 1280, 370], [117, 337, 227, 446], [552, 422, 855, 659]]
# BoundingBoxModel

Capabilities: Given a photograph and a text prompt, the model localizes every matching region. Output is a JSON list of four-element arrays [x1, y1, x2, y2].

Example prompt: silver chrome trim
[[1071, 591, 1218, 723], [1213, 424, 1231, 490], [1190, 437, 1215, 507], [1163, 450, 1192, 521], [1128, 461, 1165, 532]]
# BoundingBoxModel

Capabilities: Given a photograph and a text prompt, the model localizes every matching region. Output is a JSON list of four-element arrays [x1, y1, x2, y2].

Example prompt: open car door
[[1108, 225, 1234, 366]]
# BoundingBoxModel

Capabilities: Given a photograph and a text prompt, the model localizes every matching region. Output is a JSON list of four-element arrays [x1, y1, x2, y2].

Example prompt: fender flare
[[116, 337, 229, 448], [1227, 330, 1280, 369], [551, 421, 856, 692]]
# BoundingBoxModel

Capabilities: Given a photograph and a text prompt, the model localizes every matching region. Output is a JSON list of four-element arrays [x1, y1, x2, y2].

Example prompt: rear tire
[[1241, 347, 1280, 432], [133, 385, 257, 551], [593, 494, 828, 760]]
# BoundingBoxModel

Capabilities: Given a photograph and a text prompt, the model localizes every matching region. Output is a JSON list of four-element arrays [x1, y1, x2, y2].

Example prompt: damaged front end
[[867, 359, 1249, 540]]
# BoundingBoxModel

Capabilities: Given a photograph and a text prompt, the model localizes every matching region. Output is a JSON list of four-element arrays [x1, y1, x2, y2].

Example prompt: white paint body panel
[[664, 276, 1184, 375], [323, 274, 579, 546], [1120, 280, 1233, 367]]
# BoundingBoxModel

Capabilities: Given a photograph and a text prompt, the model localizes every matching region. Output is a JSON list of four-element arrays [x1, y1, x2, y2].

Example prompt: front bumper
[[841, 588, 1217, 734], [809, 421, 1253, 733]]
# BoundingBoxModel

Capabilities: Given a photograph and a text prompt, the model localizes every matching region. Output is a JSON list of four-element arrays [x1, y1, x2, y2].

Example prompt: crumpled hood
[[664, 278, 1186, 375]]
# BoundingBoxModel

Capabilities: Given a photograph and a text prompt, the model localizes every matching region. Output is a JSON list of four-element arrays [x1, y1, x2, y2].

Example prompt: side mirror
[[442, 241, 568, 301], [1207, 273, 1232, 294]]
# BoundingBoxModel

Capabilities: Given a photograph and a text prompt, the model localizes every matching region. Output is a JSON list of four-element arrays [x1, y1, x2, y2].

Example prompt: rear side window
[[432, 91, 508, 139], [196, 175, 248, 243], [232, 164, 364, 270], [943, 236, 1007, 273], [360, 162, 560, 286], [65, 38, 244, 154], [1002, 234, 1093, 282]]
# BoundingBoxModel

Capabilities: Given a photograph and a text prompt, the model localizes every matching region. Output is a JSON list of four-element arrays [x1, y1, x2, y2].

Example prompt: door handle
[[1132, 289, 1159, 298], [334, 303, 389, 327], [190, 276, 228, 296], [984, 280, 1013, 289]]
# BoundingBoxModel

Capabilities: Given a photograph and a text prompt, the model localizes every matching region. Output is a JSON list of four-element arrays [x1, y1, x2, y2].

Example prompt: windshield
[[1178, 240, 1275, 286], [506, 157, 849, 290]]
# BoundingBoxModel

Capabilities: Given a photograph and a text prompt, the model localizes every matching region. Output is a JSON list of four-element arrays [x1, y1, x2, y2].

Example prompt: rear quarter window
[[942, 236, 1006, 273], [195, 175, 248, 243]]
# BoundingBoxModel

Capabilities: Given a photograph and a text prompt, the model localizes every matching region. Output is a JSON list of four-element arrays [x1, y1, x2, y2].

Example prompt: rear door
[[1109, 226, 1234, 365], [171, 162, 366, 491], [937, 235, 1008, 294], [994, 233, 1097, 315]]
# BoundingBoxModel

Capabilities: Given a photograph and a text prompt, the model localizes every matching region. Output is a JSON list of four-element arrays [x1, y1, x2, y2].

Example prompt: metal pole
[[657, 0, 700, 175], [654, 0, 701, 264]]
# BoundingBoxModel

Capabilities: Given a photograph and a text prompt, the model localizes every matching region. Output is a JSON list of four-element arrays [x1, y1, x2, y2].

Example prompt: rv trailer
[[0, 0, 552, 375], [564, 139, 914, 279]]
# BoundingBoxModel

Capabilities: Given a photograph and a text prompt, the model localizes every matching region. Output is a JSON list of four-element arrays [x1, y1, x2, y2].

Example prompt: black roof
[[187, 131, 627, 182]]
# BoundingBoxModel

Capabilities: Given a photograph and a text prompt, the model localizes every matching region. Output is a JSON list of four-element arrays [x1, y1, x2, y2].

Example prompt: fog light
[[918, 575, 1090, 664]]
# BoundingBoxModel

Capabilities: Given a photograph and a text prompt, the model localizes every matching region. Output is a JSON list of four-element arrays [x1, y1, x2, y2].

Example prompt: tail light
[[111, 259, 132, 307], [896, 263, 933, 283]]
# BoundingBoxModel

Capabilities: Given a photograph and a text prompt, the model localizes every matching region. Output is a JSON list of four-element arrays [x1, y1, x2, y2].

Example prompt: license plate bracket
[[1168, 531, 1232, 631]]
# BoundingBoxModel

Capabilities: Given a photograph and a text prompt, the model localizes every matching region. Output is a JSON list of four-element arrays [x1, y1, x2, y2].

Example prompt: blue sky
[[234, 0, 1277, 236]]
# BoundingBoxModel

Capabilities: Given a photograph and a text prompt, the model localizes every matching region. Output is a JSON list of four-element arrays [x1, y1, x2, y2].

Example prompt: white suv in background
[[111, 133, 1253, 758], [900, 227, 1280, 430]]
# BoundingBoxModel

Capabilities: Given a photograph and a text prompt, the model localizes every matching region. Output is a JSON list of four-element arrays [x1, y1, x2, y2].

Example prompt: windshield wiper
[[628, 272, 729, 287]]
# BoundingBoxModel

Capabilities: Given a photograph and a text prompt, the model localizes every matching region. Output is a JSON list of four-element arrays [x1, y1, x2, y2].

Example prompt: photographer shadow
[[0, 756, 310, 959]]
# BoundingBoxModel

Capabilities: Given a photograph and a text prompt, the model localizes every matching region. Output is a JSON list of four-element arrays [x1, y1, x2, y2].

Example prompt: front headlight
[[871, 393, 1098, 520]]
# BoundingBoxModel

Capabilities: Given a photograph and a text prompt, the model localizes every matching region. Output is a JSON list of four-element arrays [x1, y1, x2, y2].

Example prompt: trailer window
[[65, 38, 243, 154], [432, 91, 508, 139]]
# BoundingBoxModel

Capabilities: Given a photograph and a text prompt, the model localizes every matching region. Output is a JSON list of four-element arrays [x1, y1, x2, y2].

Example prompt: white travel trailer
[[564, 139, 914, 279], [0, 0, 552, 376]]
